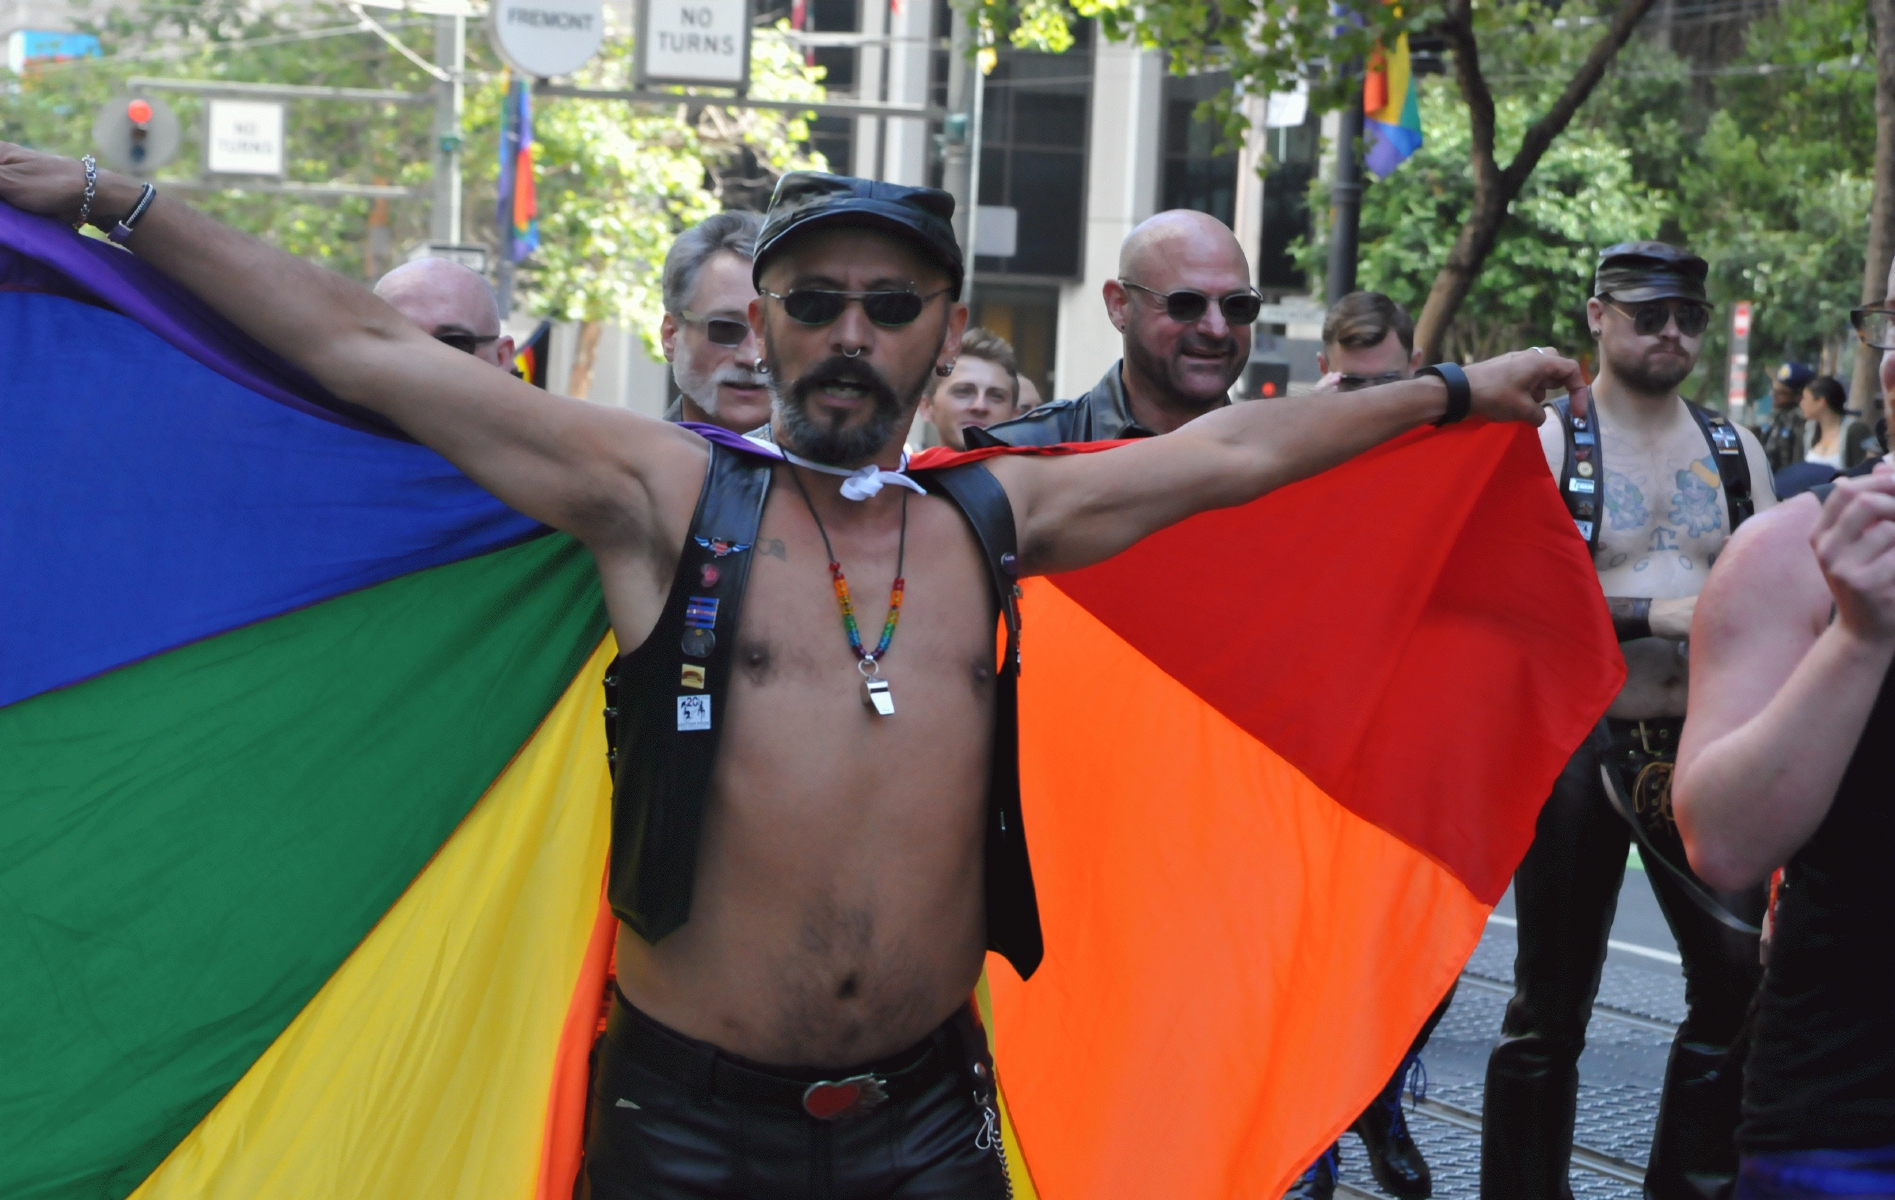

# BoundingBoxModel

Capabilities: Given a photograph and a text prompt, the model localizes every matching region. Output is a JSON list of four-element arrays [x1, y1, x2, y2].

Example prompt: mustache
[[1177, 332, 1239, 358], [787, 355, 901, 412], [713, 363, 765, 387]]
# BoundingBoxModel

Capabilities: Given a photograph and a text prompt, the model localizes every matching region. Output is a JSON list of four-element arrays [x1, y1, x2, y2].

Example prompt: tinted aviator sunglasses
[[434, 331, 500, 355], [760, 287, 952, 328], [1602, 298, 1712, 338], [678, 310, 752, 347], [1120, 280, 1265, 326]]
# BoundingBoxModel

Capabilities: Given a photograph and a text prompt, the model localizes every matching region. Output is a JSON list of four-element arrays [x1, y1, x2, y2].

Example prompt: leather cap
[[1593, 240, 1709, 303], [752, 172, 964, 300]]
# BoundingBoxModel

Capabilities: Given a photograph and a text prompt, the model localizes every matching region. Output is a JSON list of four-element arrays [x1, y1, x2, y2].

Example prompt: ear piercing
[[935, 359, 956, 377]]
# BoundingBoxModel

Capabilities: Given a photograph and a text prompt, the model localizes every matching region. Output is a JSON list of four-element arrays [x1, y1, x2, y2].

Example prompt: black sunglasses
[[434, 331, 501, 355], [1337, 370, 1407, 392], [678, 309, 752, 347], [1851, 306, 1895, 351], [760, 287, 951, 328], [1602, 298, 1711, 339], [1120, 280, 1264, 326]]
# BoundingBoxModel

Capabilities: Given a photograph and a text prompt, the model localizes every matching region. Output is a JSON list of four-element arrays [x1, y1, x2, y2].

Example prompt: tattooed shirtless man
[[1481, 242, 1778, 1200]]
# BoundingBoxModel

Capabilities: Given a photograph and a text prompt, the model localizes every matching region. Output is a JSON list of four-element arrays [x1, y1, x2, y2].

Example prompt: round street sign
[[93, 94, 181, 176], [489, 0, 604, 78]]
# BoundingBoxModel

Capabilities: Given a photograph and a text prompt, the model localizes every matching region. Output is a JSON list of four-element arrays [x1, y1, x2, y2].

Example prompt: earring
[[935, 359, 955, 377]]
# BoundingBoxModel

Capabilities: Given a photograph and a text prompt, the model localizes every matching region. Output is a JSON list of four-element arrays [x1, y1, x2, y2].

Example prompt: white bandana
[[742, 434, 927, 501]]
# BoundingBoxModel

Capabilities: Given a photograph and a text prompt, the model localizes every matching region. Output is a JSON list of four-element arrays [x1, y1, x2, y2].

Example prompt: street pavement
[[1329, 861, 1685, 1199]]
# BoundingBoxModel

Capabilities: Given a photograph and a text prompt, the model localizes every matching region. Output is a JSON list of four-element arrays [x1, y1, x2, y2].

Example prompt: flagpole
[[1325, 65, 1363, 304]]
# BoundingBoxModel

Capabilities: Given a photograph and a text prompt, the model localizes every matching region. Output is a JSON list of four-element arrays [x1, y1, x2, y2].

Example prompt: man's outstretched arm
[[0, 145, 700, 549], [989, 349, 1585, 575]]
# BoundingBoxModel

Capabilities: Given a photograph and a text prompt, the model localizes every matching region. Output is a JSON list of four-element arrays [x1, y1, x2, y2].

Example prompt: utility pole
[[1325, 67, 1363, 305], [430, 12, 466, 244], [940, 0, 980, 260]]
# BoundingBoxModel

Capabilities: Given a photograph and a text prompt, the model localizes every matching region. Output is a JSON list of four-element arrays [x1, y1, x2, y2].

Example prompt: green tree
[[1295, 76, 1663, 362], [1, 0, 440, 278], [465, 24, 826, 394]]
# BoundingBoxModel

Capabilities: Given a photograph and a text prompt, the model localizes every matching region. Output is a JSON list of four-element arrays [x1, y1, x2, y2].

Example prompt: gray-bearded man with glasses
[[969, 209, 1260, 447], [659, 209, 773, 433], [1482, 241, 1779, 1200], [0, 147, 1587, 1196]]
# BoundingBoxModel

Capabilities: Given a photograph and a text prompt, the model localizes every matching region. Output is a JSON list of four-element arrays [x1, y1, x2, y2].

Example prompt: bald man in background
[[969, 209, 1259, 446], [373, 257, 515, 371]]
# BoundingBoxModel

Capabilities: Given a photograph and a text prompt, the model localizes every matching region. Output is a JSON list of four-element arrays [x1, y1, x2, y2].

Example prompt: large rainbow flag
[[1, 202, 1621, 1199]]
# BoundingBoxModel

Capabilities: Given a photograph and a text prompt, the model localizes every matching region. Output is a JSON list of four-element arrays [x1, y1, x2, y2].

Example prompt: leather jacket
[[965, 362, 1187, 447]]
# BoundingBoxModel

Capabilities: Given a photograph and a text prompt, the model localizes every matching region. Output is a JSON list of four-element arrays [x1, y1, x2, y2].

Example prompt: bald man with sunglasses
[[1482, 242, 1778, 1200], [0, 148, 1587, 1197], [373, 257, 515, 370], [969, 209, 1260, 447]]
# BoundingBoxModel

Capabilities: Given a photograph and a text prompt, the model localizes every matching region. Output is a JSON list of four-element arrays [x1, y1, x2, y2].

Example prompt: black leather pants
[[1481, 721, 1767, 1200], [581, 993, 1011, 1200]]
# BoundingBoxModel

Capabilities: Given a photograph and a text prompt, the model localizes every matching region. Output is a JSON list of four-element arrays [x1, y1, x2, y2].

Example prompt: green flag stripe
[[0, 532, 607, 1200]]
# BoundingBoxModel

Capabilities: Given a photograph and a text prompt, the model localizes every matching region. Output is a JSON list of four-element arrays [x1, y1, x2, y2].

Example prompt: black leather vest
[[602, 444, 1044, 980], [1552, 395, 1755, 551]]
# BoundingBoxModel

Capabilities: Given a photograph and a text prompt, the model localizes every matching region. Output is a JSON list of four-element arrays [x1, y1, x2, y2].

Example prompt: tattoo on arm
[[760, 538, 787, 561], [1607, 596, 1653, 642]]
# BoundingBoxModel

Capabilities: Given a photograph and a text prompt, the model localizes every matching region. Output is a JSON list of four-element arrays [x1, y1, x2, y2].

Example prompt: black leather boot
[[1644, 1041, 1743, 1200], [1283, 1143, 1340, 1200], [1353, 1055, 1432, 1198]]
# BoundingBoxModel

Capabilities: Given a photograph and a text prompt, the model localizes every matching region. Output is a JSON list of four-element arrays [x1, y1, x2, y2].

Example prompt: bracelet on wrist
[[1608, 597, 1653, 642], [74, 155, 97, 231], [1418, 361, 1471, 426], [108, 183, 158, 246]]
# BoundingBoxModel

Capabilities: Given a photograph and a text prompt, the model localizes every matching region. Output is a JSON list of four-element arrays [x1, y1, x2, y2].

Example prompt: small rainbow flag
[[497, 75, 539, 262], [1364, 32, 1423, 178]]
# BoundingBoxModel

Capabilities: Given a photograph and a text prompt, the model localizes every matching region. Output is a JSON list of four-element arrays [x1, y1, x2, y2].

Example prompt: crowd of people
[[7, 134, 1891, 1200]]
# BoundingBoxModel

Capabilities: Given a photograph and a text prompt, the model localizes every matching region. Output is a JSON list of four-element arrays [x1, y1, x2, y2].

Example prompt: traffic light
[[92, 94, 179, 176], [126, 98, 152, 167], [1243, 360, 1292, 400]]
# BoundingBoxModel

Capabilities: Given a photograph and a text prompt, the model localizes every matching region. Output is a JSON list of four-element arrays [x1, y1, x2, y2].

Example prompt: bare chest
[[1592, 421, 1729, 599]]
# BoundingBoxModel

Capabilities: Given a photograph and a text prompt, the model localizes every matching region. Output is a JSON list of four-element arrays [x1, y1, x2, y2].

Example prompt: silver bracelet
[[75, 154, 97, 230]]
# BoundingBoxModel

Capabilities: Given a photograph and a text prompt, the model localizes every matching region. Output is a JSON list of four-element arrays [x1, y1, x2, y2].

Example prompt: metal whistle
[[862, 677, 895, 716]]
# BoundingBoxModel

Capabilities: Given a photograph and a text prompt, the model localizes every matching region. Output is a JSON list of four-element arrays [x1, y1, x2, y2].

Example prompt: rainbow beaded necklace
[[785, 461, 908, 715]]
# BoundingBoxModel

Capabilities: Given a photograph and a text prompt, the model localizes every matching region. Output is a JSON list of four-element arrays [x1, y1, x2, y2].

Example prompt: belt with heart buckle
[[801, 1073, 890, 1120]]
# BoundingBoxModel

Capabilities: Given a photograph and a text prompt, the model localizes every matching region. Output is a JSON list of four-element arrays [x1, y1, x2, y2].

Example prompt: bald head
[[1119, 209, 1248, 282], [375, 258, 512, 369], [1104, 209, 1254, 422]]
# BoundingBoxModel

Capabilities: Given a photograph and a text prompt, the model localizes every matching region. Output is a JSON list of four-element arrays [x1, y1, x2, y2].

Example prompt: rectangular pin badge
[[1575, 519, 1594, 540], [683, 596, 719, 630], [676, 694, 711, 731], [1568, 477, 1596, 494], [680, 664, 706, 689], [1574, 431, 1596, 445]]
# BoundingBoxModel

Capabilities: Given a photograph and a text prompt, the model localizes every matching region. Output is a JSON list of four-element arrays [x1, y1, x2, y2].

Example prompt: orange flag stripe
[[988, 580, 1487, 1199]]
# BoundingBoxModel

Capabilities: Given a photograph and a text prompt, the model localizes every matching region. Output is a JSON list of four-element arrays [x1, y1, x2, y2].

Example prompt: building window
[[1160, 70, 1239, 226], [1256, 113, 1320, 295], [927, 10, 1092, 281]]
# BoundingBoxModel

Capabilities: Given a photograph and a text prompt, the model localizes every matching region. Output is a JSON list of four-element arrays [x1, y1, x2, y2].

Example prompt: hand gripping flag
[[1, 202, 1621, 1199], [1364, 32, 1423, 178]]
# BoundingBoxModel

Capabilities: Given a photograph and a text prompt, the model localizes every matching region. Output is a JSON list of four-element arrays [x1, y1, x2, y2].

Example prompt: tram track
[[1324, 971, 1674, 1197]]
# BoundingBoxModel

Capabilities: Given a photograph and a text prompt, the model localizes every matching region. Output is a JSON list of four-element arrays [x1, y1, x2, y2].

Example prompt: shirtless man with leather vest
[[1482, 242, 1777, 1200], [0, 145, 1583, 1197]]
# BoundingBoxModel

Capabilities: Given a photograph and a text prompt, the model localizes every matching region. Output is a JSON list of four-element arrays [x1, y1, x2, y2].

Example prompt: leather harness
[[1551, 394, 1755, 551], [600, 443, 1044, 981]]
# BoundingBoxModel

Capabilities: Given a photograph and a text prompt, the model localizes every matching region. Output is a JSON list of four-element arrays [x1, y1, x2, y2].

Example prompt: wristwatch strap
[[1419, 362, 1471, 427]]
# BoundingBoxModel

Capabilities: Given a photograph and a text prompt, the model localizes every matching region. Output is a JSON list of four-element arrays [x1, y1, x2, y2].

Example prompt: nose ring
[[841, 347, 865, 359]]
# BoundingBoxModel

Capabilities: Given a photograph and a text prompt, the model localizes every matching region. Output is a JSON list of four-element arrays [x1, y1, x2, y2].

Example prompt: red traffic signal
[[126, 98, 153, 126]]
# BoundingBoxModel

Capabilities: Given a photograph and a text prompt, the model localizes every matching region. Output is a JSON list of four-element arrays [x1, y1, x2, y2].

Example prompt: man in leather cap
[[1482, 241, 1777, 1200], [0, 143, 1585, 1196], [968, 208, 1258, 447], [1755, 361, 1815, 474]]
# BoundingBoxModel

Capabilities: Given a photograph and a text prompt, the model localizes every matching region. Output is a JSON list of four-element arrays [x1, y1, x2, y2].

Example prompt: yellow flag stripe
[[131, 637, 617, 1200]]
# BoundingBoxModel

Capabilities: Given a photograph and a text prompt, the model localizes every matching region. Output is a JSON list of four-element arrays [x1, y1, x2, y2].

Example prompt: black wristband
[[1419, 362, 1471, 426], [1608, 597, 1653, 642]]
